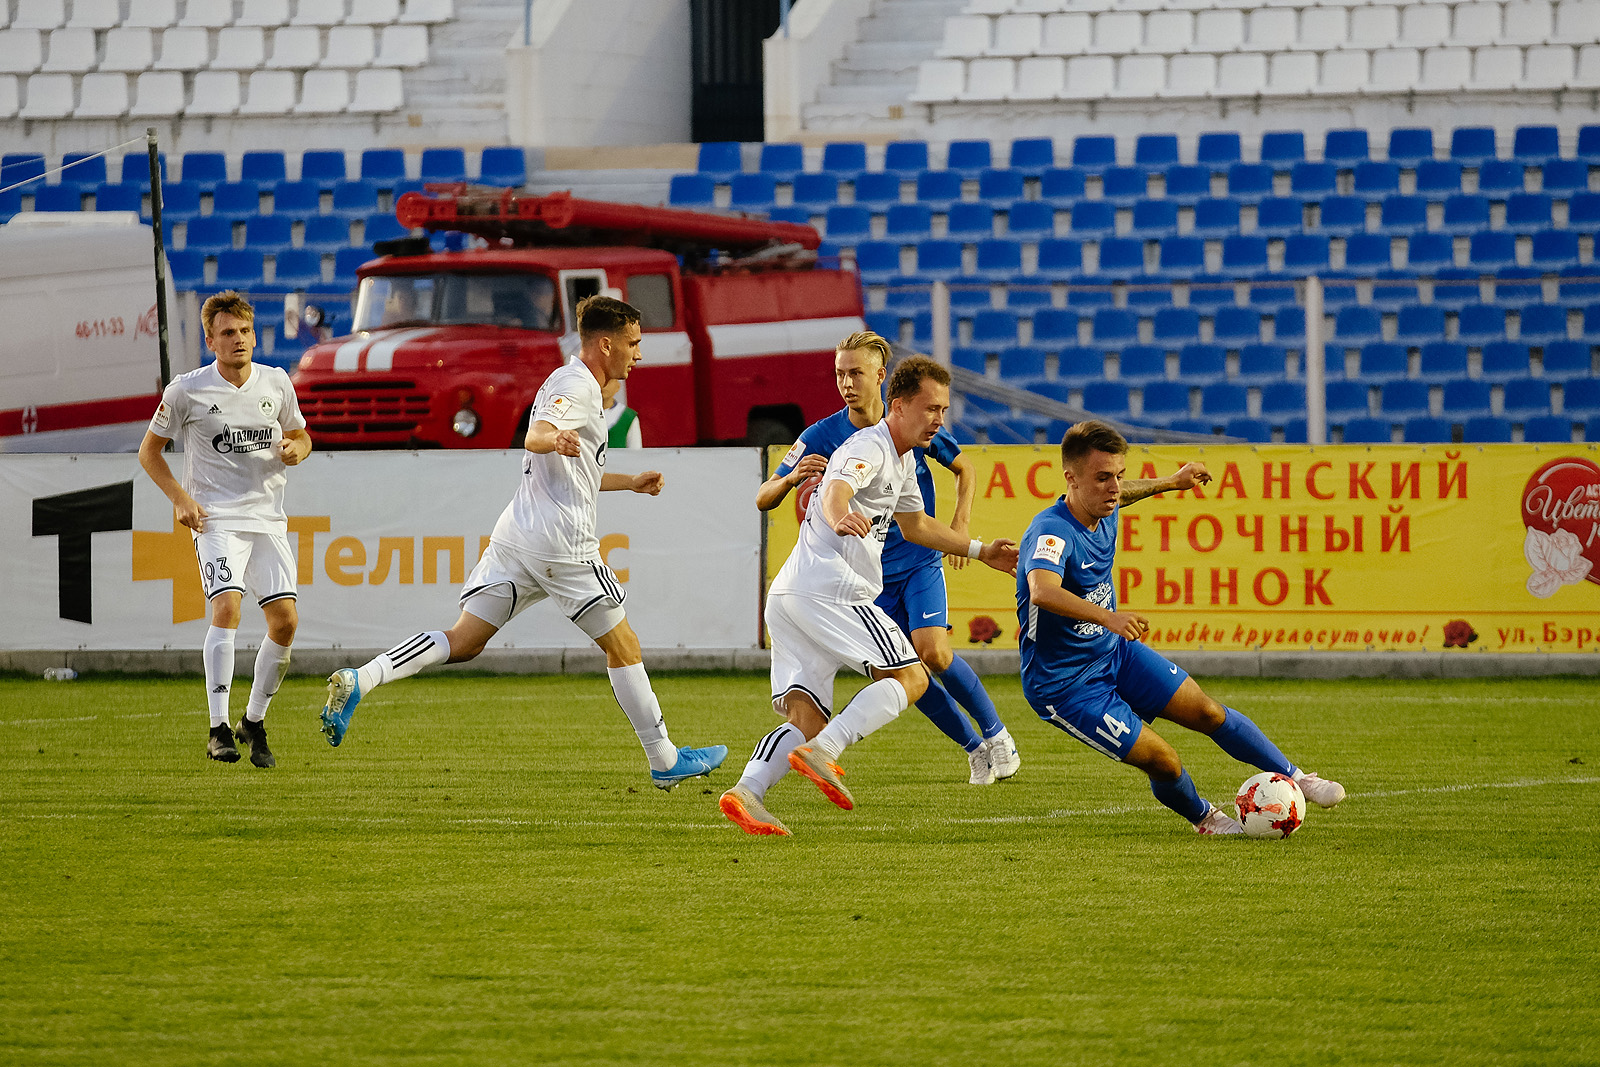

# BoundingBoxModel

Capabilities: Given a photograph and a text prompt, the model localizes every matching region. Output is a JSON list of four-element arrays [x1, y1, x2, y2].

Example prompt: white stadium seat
[[1216, 51, 1266, 95], [1470, 45, 1523, 89], [1165, 52, 1215, 97], [292, 0, 347, 27], [1319, 49, 1368, 94], [127, 0, 180, 27], [967, 0, 1012, 13], [211, 26, 265, 69], [1040, 13, 1090, 56], [1347, 6, 1399, 50], [1193, 10, 1244, 52], [76, 71, 129, 117], [296, 68, 350, 112], [1368, 48, 1420, 94], [20, 71, 73, 117], [1502, 0, 1556, 43], [1420, 46, 1471, 92], [1554, 0, 1600, 43], [937, 15, 988, 58], [1014, 56, 1066, 99], [1247, 9, 1295, 51], [1142, 11, 1191, 54], [13, 0, 66, 31], [1399, 4, 1450, 47], [1453, 2, 1503, 43], [1576, 43, 1600, 86], [0, 30, 43, 73], [991, 14, 1042, 58], [238, 68, 295, 112], [345, 0, 401, 24], [185, 69, 241, 114], [153, 28, 210, 69], [911, 59, 964, 102], [238, 0, 291, 27], [324, 26, 376, 68], [399, 0, 453, 24], [101, 28, 155, 72], [1093, 11, 1140, 53], [1298, 8, 1347, 50], [1522, 45, 1576, 89], [0, 75, 18, 117], [39, 27, 92, 72], [373, 24, 428, 67], [130, 69, 186, 115], [348, 66, 403, 111], [1266, 50, 1317, 95], [178, 0, 233, 28], [68, 0, 120, 29], [965, 56, 1014, 100], [267, 26, 322, 67], [1063, 54, 1114, 98], [1116, 53, 1165, 96]]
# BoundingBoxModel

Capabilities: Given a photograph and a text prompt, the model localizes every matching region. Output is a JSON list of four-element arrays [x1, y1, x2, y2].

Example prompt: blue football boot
[[320, 668, 362, 747], [650, 744, 729, 790]]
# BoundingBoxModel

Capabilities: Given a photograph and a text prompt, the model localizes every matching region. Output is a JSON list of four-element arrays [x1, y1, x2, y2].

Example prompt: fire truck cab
[[291, 189, 864, 448]]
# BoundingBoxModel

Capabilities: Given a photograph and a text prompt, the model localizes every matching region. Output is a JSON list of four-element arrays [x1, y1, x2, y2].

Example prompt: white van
[[0, 213, 190, 453]]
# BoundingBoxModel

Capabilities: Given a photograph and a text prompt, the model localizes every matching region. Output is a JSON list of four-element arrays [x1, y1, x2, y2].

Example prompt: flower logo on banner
[[1520, 457, 1600, 598]]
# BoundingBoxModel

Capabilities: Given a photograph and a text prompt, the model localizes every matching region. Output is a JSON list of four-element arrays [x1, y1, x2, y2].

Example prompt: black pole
[[147, 127, 172, 389]]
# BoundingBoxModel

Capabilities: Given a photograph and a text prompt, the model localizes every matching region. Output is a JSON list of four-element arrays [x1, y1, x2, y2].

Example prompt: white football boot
[[985, 728, 1021, 780], [1193, 803, 1246, 835], [967, 744, 995, 785], [1293, 770, 1346, 808]]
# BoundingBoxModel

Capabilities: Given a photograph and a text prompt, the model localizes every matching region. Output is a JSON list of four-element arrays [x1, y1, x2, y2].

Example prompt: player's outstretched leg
[[790, 674, 916, 810], [320, 630, 450, 746], [594, 620, 727, 790], [940, 656, 1021, 780], [1167, 679, 1347, 809], [911, 678, 992, 784], [722, 722, 808, 834], [1124, 723, 1244, 835]]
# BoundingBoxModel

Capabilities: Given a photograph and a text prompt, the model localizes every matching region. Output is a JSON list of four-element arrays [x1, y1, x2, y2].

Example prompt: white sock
[[245, 637, 292, 722], [814, 678, 907, 760], [607, 662, 677, 771], [735, 723, 806, 801], [357, 631, 449, 693], [203, 625, 236, 727]]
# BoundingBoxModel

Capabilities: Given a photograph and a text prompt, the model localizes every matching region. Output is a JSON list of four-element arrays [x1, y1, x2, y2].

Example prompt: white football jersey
[[492, 361, 607, 563], [148, 363, 306, 533], [770, 420, 925, 604]]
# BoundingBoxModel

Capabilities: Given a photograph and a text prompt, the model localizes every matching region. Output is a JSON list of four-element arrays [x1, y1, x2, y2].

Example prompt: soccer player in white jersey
[[720, 357, 1019, 835], [318, 296, 727, 790], [139, 291, 312, 768]]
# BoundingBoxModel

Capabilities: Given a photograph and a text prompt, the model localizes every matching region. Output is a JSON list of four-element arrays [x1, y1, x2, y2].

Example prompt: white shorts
[[765, 591, 920, 717], [191, 528, 297, 606], [460, 539, 627, 640]]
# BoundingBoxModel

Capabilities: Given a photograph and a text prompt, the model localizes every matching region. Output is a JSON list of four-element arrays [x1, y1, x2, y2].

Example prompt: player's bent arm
[[280, 427, 312, 466], [820, 477, 872, 537], [602, 471, 664, 495], [1027, 569, 1149, 640], [525, 419, 579, 456], [895, 511, 1018, 573], [945, 453, 977, 536], [138, 430, 206, 530], [1120, 461, 1212, 507], [756, 452, 827, 511]]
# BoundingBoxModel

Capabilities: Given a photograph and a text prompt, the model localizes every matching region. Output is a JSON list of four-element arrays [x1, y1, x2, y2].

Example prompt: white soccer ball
[[1234, 772, 1306, 839]]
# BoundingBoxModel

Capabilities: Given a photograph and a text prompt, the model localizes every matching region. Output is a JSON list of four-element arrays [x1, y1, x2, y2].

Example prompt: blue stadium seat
[[330, 179, 379, 220], [1519, 303, 1570, 344], [1395, 305, 1446, 346], [1261, 131, 1305, 168], [1404, 232, 1452, 274], [1056, 346, 1104, 384], [1255, 197, 1303, 238], [758, 142, 804, 180], [1093, 167, 1140, 208], [32, 185, 82, 211], [1343, 417, 1393, 443], [1462, 415, 1513, 442], [1030, 308, 1078, 347], [1325, 129, 1370, 167], [1197, 131, 1242, 170], [59, 152, 108, 189], [1117, 346, 1167, 385], [1072, 135, 1117, 173], [1186, 273, 1234, 310], [154, 181, 202, 223], [729, 173, 777, 210], [1506, 193, 1553, 232], [853, 240, 900, 284], [988, 416, 1046, 444], [118, 151, 166, 191], [1191, 198, 1241, 238], [1316, 195, 1366, 237], [1353, 161, 1401, 201], [1040, 167, 1086, 205], [1134, 134, 1179, 172], [1261, 380, 1308, 419], [1028, 381, 1074, 406], [1379, 195, 1427, 236], [1495, 269, 1545, 306], [1522, 414, 1573, 441], [1096, 237, 1144, 281], [1069, 200, 1116, 239], [1163, 164, 1211, 205], [1477, 159, 1524, 196], [1226, 162, 1273, 203], [1201, 383, 1249, 420], [273, 249, 322, 288], [1274, 307, 1306, 343], [1580, 126, 1600, 161], [1358, 343, 1409, 383], [1140, 381, 1192, 423], [1531, 230, 1579, 271], [166, 249, 204, 290], [1504, 377, 1554, 419], [214, 249, 264, 290], [1480, 341, 1531, 382], [1388, 128, 1434, 166], [998, 349, 1047, 383], [1380, 379, 1430, 417], [945, 140, 991, 178], [1543, 340, 1593, 377], [1009, 137, 1054, 176], [1214, 307, 1263, 346], [1225, 417, 1273, 442], [913, 169, 960, 212], [1006, 199, 1055, 240], [94, 182, 141, 213], [1372, 271, 1422, 311], [271, 180, 320, 219], [183, 215, 234, 254], [300, 150, 347, 190], [1419, 341, 1469, 379], [1221, 235, 1268, 278], [303, 215, 352, 253], [180, 151, 226, 188], [1092, 308, 1139, 346], [1415, 160, 1464, 197], [1179, 343, 1227, 383], [971, 309, 1021, 349], [1152, 307, 1200, 344], [1512, 125, 1560, 165], [696, 141, 741, 177], [945, 202, 995, 241], [332, 246, 371, 284], [1169, 418, 1216, 435], [364, 213, 408, 244], [821, 142, 868, 180], [977, 167, 1023, 203], [244, 214, 292, 253], [1541, 159, 1587, 197], [1440, 378, 1492, 420], [1468, 231, 1517, 271], [1238, 343, 1291, 384], [1289, 162, 1336, 198], [1458, 304, 1508, 344], [791, 172, 840, 212], [1441, 195, 1491, 235], [1154, 236, 1203, 279], [1450, 127, 1498, 166], [360, 148, 407, 188], [915, 239, 963, 280], [886, 203, 933, 241], [1036, 238, 1083, 279], [1430, 268, 1481, 309], [1584, 304, 1600, 338], [864, 310, 902, 342], [668, 174, 714, 208], [241, 150, 287, 185], [973, 238, 1021, 282], [951, 348, 988, 374], [1083, 381, 1131, 418], [1335, 307, 1383, 346], [479, 146, 526, 188], [1404, 416, 1453, 442]]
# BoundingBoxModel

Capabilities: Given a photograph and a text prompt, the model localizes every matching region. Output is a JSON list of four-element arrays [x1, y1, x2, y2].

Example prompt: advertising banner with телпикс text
[[764, 443, 1600, 655]]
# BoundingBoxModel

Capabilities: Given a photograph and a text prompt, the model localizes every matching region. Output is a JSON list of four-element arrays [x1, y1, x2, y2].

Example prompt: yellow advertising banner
[[765, 442, 1600, 655]]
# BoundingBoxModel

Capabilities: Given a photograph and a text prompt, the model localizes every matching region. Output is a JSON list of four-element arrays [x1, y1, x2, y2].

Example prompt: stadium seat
[[946, 140, 992, 179], [1378, 195, 1427, 236], [1326, 380, 1371, 421], [998, 349, 1046, 384], [1134, 134, 1178, 172], [154, 180, 201, 223], [787, 172, 837, 213], [1030, 308, 1077, 348], [1039, 167, 1085, 207], [1289, 162, 1336, 198], [1393, 305, 1445, 347], [1563, 377, 1600, 417], [1008, 137, 1053, 176], [178, 151, 225, 189], [1036, 238, 1083, 280], [1541, 159, 1587, 197], [1068, 201, 1115, 240], [915, 239, 962, 281], [1518, 304, 1569, 345], [1092, 308, 1139, 347], [1226, 162, 1273, 204], [853, 172, 901, 210], [882, 141, 928, 178], [728, 173, 776, 211], [1415, 159, 1464, 198], [1325, 129, 1370, 167], [1522, 414, 1573, 442], [1140, 381, 1192, 424], [303, 215, 352, 253], [1462, 415, 1513, 442], [1403, 416, 1453, 443], [31, 184, 80, 211], [329, 179, 378, 219], [1006, 200, 1054, 240], [1505, 377, 1556, 419], [973, 239, 1021, 282], [1387, 127, 1434, 166], [1214, 307, 1263, 346], [1317, 196, 1367, 238], [1095, 237, 1144, 281], [1220, 235, 1268, 279], [1201, 383, 1248, 421], [1542, 340, 1593, 377], [668, 174, 714, 208], [1191, 198, 1241, 240], [1156, 236, 1204, 280], [987, 417, 1044, 444], [1479, 342, 1532, 383], [1380, 379, 1431, 418], [945, 202, 994, 241], [1477, 160, 1524, 197], [165, 249, 204, 289], [1458, 304, 1508, 344], [821, 142, 867, 181], [1, 153, 46, 189], [756, 142, 803, 181], [1440, 378, 1492, 419], [1100, 167, 1146, 207], [1163, 165, 1211, 205], [94, 182, 142, 213], [1342, 417, 1393, 443], [852, 244, 903, 287], [244, 214, 292, 253], [1450, 126, 1498, 166], [1225, 417, 1273, 443], [1178, 343, 1227, 384], [1261, 380, 1307, 420], [1116, 346, 1167, 386], [1441, 195, 1491, 235], [214, 249, 264, 291], [1513, 125, 1561, 165], [1152, 308, 1201, 346], [1531, 230, 1580, 272], [299, 149, 347, 190], [1260, 131, 1305, 168], [363, 212, 407, 244], [419, 147, 467, 183], [1353, 162, 1401, 202], [1335, 307, 1383, 347], [1358, 343, 1409, 383], [1238, 344, 1291, 385], [1419, 342, 1470, 380], [271, 179, 319, 219], [331, 246, 370, 285], [1071, 135, 1116, 173], [696, 141, 740, 178], [1274, 307, 1306, 343], [885, 204, 933, 242], [1255, 197, 1303, 238]]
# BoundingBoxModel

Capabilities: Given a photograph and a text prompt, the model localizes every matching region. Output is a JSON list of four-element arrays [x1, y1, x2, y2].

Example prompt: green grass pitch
[[1, 671, 1596, 1066]]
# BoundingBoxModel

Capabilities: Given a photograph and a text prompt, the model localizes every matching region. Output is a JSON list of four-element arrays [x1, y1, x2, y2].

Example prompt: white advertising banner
[[0, 449, 762, 651]]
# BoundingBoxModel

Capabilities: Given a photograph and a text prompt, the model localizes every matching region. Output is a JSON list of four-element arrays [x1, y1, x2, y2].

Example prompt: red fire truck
[[290, 189, 864, 448]]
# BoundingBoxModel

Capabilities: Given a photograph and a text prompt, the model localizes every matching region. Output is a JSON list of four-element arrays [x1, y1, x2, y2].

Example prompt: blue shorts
[[877, 560, 947, 635], [1025, 639, 1189, 762]]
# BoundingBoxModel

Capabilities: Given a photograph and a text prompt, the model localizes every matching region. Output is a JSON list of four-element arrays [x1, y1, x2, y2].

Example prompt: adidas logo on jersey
[[208, 405, 222, 414]]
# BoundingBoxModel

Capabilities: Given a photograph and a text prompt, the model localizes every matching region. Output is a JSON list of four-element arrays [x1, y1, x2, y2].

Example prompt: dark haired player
[[1017, 420, 1345, 834]]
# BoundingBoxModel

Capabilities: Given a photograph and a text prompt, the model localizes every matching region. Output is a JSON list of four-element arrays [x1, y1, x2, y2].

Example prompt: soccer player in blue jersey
[[1017, 420, 1346, 834], [756, 331, 1020, 785]]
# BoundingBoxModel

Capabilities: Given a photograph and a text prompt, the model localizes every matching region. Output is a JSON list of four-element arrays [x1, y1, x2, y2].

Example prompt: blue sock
[[1209, 707, 1296, 776], [914, 678, 983, 751], [938, 655, 1004, 739], [1149, 768, 1210, 823]]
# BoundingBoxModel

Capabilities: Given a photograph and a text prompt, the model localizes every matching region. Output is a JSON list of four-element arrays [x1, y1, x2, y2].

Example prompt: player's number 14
[[1095, 714, 1130, 749]]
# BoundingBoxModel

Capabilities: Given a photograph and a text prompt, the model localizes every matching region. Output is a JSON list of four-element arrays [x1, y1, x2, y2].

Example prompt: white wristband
[[967, 539, 983, 559]]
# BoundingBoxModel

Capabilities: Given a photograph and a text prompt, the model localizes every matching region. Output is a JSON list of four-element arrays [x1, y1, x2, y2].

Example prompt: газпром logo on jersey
[[212, 424, 274, 454]]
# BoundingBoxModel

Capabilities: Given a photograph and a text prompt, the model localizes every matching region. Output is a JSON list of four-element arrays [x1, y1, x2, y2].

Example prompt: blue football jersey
[[882, 426, 961, 578], [1015, 497, 1121, 702], [772, 408, 860, 486]]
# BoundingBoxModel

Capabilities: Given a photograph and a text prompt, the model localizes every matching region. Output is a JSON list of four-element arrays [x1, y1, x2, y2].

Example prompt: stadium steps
[[803, 0, 965, 130], [400, 0, 523, 140], [525, 166, 679, 206]]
